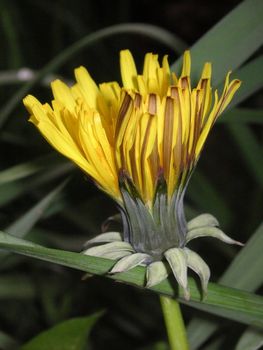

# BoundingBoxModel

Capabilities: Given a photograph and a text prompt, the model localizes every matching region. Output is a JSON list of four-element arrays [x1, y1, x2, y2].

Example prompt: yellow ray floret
[[23, 50, 241, 206]]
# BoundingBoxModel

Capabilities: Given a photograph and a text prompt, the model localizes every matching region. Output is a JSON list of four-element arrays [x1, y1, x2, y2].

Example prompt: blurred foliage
[[0, 0, 262, 349]]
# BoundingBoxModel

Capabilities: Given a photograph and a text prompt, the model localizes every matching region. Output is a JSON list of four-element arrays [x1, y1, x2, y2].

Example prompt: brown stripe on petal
[[148, 93, 157, 115], [170, 86, 177, 99], [163, 97, 174, 179], [129, 141, 141, 194], [141, 115, 155, 201], [190, 90, 202, 160], [115, 92, 133, 137], [200, 79, 207, 117], [180, 76, 189, 90], [134, 93, 142, 109], [148, 139, 159, 186]]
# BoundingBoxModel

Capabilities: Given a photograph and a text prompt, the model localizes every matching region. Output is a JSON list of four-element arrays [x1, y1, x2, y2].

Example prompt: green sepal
[[146, 261, 169, 288], [82, 241, 134, 257], [184, 248, 210, 298], [84, 232, 122, 247], [187, 213, 219, 231], [186, 226, 244, 246], [110, 252, 151, 273], [164, 248, 190, 300]]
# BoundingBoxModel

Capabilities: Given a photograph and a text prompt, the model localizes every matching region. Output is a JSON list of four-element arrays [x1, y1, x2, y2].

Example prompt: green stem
[[160, 295, 189, 350]]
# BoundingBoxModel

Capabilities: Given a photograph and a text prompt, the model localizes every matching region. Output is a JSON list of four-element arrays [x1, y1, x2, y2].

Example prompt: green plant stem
[[160, 295, 189, 350]]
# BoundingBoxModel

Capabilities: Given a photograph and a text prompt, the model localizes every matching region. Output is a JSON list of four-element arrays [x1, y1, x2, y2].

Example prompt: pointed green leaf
[[21, 313, 101, 350]]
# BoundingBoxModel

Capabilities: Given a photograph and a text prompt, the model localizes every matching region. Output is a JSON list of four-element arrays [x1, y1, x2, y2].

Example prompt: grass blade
[[0, 231, 262, 327], [172, 0, 263, 85]]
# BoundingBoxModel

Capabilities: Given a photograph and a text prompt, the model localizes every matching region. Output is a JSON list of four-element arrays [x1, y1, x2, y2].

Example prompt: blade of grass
[[0, 231, 262, 328], [188, 223, 263, 349], [0, 23, 186, 129], [172, 0, 263, 85]]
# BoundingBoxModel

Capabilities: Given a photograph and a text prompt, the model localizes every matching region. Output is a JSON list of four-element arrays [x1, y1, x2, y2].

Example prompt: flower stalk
[[160, 295, 189, 350]]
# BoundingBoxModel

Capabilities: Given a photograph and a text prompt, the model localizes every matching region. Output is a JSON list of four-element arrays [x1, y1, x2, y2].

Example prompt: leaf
[[0, 231, 263, 328], [0, 23, 186, 129], [172, 0, 263, 85], [21, 313, 101, 350], [187, 223, 263, 349], [235, 327, 263, 350]]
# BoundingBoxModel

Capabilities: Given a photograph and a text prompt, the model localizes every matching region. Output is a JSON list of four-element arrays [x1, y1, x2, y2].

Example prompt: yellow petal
[[74, 66, 100, 109], [181, 50, 191, 77], [120, 50, 138, 90], [51, 80, 76, 113]]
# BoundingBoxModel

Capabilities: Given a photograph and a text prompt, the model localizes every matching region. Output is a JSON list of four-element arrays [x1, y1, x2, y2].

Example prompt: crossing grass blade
[[0, 231, 263, 328], [172, 0, 263, 85]]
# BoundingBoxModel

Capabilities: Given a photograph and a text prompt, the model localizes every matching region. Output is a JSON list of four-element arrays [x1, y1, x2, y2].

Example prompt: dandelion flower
[[24, 50, 242, 299]]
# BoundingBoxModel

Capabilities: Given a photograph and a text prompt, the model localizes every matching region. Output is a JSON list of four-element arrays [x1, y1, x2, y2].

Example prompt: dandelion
[[24, 50, 242, 299]]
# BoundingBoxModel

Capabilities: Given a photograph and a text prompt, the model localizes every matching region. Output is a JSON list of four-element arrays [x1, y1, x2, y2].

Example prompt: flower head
[[24, 50, 242, 298]]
